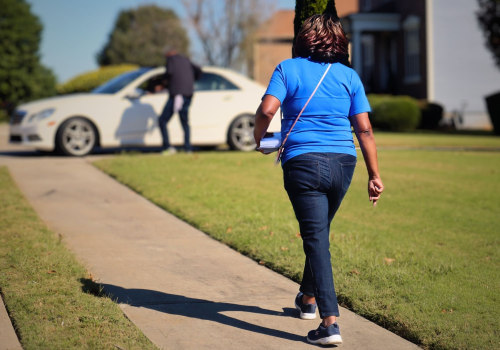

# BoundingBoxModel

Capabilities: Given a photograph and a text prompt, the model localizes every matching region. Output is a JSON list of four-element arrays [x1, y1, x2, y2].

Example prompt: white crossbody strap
[[276, 63, 332, 164]]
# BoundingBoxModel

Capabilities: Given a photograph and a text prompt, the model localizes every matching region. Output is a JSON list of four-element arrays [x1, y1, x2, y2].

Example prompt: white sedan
[[9, 66, 280, 156]]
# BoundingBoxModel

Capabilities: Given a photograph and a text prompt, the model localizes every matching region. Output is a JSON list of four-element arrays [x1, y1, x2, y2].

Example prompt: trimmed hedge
[[485, 91, 500, 135], [367, 94, 421, 131], [57, 64, 139, 95], [418, 100, 444, 130], [0, 109, 8, 123]]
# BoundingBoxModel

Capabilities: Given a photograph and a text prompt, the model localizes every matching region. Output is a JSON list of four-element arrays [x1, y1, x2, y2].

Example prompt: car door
[[114, 73, 166, 146], [189, 72, 242, 144]]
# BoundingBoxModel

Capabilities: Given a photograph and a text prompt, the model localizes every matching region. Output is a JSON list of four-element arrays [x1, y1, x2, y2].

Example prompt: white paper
[[173, 95, 184, 113], [257, 133, 281, 154]]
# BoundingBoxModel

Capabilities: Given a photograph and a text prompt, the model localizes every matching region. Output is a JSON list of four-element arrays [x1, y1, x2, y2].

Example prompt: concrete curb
[[0, 295, 22, 350]]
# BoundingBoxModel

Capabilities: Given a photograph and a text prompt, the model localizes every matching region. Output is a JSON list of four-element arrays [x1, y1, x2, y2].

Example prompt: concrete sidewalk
[[0, 131, 419, 349]]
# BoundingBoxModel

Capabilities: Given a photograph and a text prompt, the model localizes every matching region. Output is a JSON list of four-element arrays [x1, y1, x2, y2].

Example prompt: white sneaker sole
[[295, 303, 316, 320], [307, 334, 343, 345]]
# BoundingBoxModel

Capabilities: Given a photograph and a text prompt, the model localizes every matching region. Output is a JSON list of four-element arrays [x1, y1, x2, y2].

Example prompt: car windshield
[[92, 68, 152, 94]]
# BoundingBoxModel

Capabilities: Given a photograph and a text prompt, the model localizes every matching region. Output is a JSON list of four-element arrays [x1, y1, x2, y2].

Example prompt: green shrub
[[57, 64, 139, 95], [485, 91, 500, 135], [368, 94, 421, 131], [418, 100, 444, 130], [0, 109, 8, 123]]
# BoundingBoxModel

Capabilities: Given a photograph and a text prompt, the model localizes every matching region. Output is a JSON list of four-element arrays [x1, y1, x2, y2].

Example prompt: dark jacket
[[164, 54, 202, 96]]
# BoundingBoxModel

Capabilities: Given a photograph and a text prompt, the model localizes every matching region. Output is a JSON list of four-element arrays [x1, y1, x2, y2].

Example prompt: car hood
[[16, 93, 113, 113]]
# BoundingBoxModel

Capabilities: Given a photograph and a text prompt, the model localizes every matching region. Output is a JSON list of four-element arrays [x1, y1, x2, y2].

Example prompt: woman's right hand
[[254, 95, 281, 148], [349, 113, 383, 207]]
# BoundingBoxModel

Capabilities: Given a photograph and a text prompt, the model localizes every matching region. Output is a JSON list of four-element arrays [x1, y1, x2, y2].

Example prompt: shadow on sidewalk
[[80, 279, 307, 343], [0, 149, 48, 157]]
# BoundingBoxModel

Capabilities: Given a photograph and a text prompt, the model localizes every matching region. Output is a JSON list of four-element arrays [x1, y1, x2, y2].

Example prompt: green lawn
[[0, 167, 157, 350], [364, 131, 500, 148], [94, 133, 500, 350]]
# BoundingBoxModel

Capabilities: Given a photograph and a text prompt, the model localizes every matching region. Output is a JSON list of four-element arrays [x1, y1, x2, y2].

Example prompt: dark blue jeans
[[283, 152, 356, 318], [159, 95, 193, 151]]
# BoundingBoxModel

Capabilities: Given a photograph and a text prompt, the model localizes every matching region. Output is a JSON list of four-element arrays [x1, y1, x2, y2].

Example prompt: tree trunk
[[294, 0, 338, 45]]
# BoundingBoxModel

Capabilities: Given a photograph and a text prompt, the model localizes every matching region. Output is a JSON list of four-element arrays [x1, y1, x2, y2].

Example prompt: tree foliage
[[294, 0, 338, 41], [0, 0, 56, 114], [477, 0, 500, 69], [182, 0, 274, 73], [97, 5, 189, 67]]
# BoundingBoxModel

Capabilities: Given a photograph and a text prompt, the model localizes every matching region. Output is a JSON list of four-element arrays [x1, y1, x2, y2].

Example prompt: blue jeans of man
[[159, 95, 193, 151], [283, 152, 356, 318]]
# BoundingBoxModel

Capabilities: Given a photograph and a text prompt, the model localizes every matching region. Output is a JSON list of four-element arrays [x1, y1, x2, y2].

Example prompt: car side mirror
[[126, 89, 144, 100]]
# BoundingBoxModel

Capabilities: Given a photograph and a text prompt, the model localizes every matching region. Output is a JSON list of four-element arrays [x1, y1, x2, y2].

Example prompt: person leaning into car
[[254, 14, 384, 346], [158, 48, 202, 154]]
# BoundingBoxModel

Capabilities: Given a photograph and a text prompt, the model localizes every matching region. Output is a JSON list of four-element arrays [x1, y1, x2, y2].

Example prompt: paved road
[[0, 124, 420, 349]]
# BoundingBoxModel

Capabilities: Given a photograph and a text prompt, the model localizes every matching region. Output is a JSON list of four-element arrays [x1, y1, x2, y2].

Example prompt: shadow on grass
[[79, 279, 315, 345]]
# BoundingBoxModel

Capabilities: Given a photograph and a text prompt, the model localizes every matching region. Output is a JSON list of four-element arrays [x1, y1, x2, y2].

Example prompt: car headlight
[[28, 108, 55, 123]]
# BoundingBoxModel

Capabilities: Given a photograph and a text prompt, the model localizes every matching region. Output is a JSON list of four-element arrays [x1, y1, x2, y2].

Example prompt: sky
[[26, 0, 296, 83]]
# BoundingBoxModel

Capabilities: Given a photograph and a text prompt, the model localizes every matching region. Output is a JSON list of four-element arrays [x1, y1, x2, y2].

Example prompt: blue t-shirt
[[264, 57, 370, 164]]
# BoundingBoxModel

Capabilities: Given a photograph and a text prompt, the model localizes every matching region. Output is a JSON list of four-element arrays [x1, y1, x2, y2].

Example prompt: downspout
[[426, 0, 435, 101]]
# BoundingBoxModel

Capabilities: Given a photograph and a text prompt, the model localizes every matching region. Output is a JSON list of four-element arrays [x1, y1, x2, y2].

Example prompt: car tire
[[56, 117, 97, 156], [227, 114, 256, 151]]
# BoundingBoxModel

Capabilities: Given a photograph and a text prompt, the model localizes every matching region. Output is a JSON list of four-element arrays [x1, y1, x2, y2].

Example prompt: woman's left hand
[[368, 176, 384, 206]]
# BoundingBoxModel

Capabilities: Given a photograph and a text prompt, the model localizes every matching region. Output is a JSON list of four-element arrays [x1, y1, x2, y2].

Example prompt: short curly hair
[[293, 14, 350, 65]]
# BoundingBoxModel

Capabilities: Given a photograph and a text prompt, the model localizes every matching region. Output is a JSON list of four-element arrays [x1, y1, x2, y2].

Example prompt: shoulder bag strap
[[275, 63, 332, 164]]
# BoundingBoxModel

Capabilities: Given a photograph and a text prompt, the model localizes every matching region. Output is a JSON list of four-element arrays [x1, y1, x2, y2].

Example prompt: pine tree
[[0, 0, 56, 114]]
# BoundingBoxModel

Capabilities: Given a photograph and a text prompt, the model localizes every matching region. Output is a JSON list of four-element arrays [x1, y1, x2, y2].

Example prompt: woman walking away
[[254, 14, 384, 346]]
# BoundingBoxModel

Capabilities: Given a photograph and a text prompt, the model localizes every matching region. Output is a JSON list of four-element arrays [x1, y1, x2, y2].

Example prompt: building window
[[403, 15, 421, 83], [361, 34, 375, 90], [361, 0, 392, 12], [361, 0, 372, 11]]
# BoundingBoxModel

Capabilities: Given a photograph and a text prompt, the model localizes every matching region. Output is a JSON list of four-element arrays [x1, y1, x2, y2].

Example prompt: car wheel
[[227, 114, 256, 151], [56, 117, 97, 156]]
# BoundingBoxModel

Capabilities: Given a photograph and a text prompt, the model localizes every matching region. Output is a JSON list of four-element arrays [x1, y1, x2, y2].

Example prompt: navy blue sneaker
[[294, 292, 317, 320], [307, 322, 343, 345]]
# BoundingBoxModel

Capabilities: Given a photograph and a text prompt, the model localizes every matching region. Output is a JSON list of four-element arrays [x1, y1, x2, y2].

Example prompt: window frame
[[403, 15, 421, 84], [194, 72, 240, 92]]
